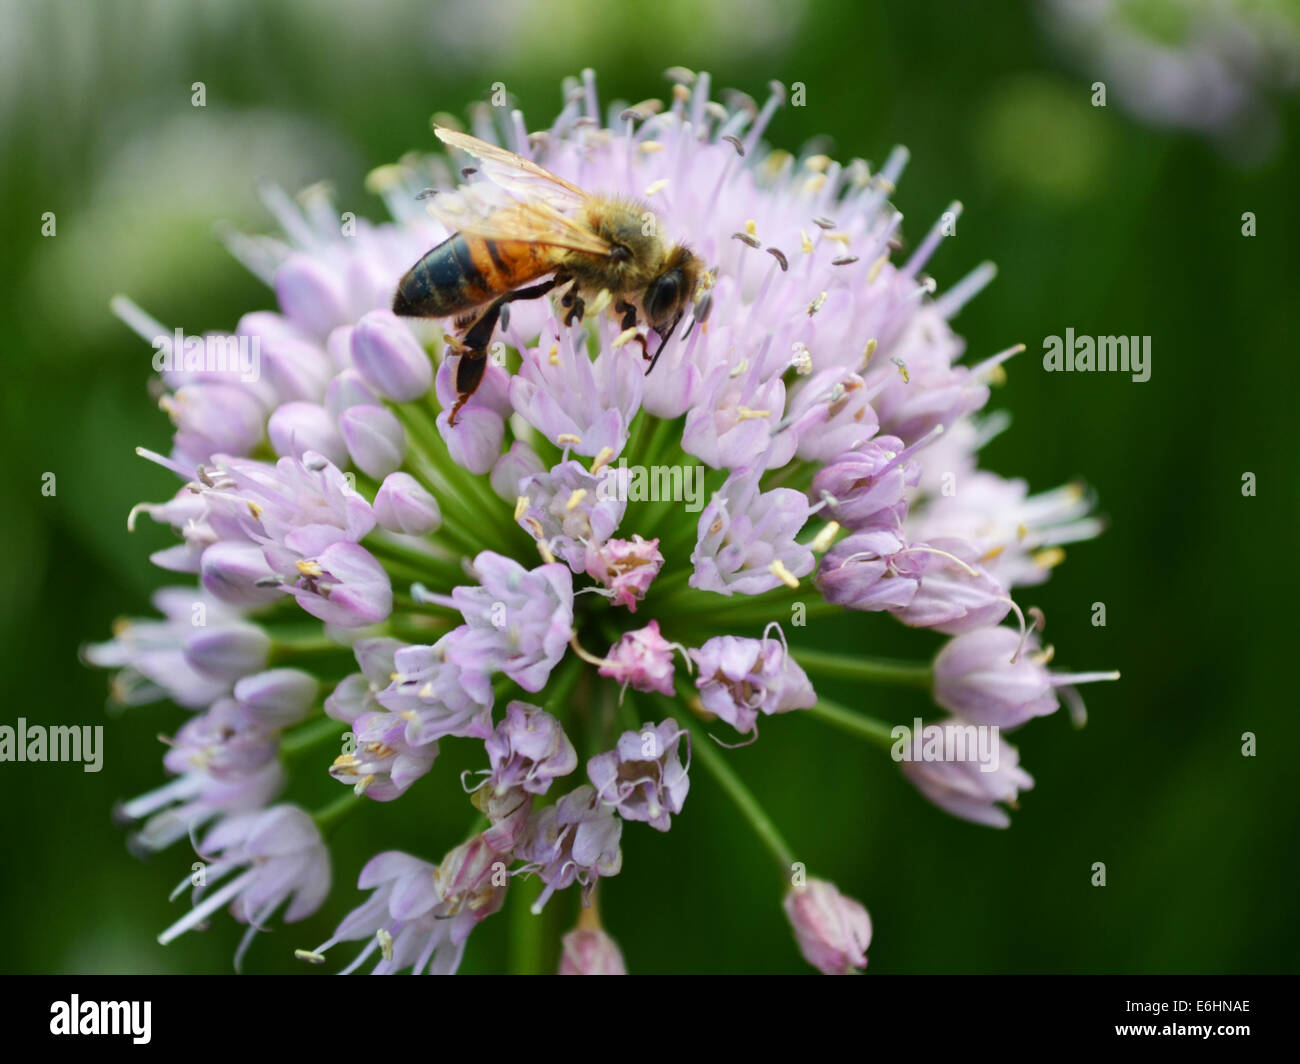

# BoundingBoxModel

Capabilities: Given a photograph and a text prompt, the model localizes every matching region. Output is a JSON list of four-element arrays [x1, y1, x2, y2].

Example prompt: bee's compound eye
[[645, 269, 682, 326]]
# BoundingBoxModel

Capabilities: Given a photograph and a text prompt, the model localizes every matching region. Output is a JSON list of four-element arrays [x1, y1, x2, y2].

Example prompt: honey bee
[[393, 127, 704, 424]]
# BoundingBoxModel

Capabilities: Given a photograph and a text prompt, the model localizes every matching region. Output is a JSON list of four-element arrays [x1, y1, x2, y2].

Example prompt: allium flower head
[[91, 69, 1114, 973]]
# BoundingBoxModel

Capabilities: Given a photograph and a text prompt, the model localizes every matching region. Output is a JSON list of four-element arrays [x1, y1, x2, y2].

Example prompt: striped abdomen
[[392, 233, 559, 318]]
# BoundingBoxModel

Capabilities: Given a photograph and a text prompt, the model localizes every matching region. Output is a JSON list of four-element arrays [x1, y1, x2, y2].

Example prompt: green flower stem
[[396, 455, 490, 559], [659, 591, 853, 632], [401, 400, 530, 554], [267, 637, 354, 667], [543, 655, 583, 717], [507, 875, 545, 975], [392, 405, 512, 555], [311, 790, 361, 836], [365, 552, 443, 591], [281, 715, 346, 762], [640, 413, 685, 469], [656, 694, 794, 872], [806, 697, 899, 751], [391, 590, 460, 617], [792, 649, 932, 690], [366, 535, 466, 587], [382, 616, 453, 643]]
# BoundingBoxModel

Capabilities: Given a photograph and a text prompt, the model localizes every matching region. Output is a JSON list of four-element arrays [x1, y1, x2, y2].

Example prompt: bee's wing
[[426, 184, 615, 257], [434, 126, 589, 213]]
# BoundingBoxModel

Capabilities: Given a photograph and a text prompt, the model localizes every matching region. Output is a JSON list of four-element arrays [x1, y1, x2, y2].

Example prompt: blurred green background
[[1, 0, 1296, 974]]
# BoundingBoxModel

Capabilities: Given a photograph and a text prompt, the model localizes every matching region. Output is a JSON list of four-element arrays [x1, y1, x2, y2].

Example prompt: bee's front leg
[[615, 299, 650, 359], [561, 287, 586, 327]]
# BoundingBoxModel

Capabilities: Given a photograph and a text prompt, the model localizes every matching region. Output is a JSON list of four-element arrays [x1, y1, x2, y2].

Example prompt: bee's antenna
[[646, 315, 681, 375]]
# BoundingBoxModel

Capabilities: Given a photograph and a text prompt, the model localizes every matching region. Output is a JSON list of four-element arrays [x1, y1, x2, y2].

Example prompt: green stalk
[[507, 875, 545, 975], [311, 791, 360, 836], [657, 694, 794, 871], [805, 697, 899, 751], [792, 648, 932, 690], [281, 715, 345, 762]]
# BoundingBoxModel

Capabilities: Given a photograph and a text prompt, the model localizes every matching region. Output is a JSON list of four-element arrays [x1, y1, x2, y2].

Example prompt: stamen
[[644, 178, 669, 197], [1051, 669, 1122, 687], [294, 949, 326, 964], [556, 433, 582, 446], [735, 407, 771, 421], [612, 327, 640, 348], [109, 295, 167, 344], [900, 544, 980, 576], [769, 559, 800, 589], [565, 489, 588, 511], [514, 496, 530, 521], [589, 447, 615, 475], [934, 260, 997, 319], [902, 201, 962, 279], [809, 521, 841, 552]]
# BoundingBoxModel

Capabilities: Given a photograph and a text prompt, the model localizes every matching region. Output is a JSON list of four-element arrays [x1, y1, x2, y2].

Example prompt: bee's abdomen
[[393, 234, 554, 318]]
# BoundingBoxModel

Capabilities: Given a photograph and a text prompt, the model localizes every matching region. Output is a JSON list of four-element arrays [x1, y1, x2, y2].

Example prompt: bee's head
[[642, 246, 705, 373], [643, 245, 703, 334]]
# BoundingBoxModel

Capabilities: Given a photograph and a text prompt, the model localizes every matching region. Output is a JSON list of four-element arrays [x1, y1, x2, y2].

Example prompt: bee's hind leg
[[448, 351, 487, 425], [448, 276, 564, 425]]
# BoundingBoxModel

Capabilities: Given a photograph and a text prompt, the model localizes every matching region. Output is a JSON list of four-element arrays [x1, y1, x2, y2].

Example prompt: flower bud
[[932, 625, 1120, 729], [350, 309, 433, 401], [274, 252, 349, 337], [900, 719, 1034, 828], [340, 404, 407, 479], [183, 622, 272, 682], [234, 667, 321, 727], [262, 337, 333, 403], [783, 878, 872, 974], [199, 541, 282, 608], [268, 401, 348, 469], [558, 927, 627, 975], [489, 441, 545, 502], [585, 535, 663, 611], [324, 368, 379, 419], [373, 472, 441, 536], [599, 621, 677, 696], [164, 382, 266, 460]]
